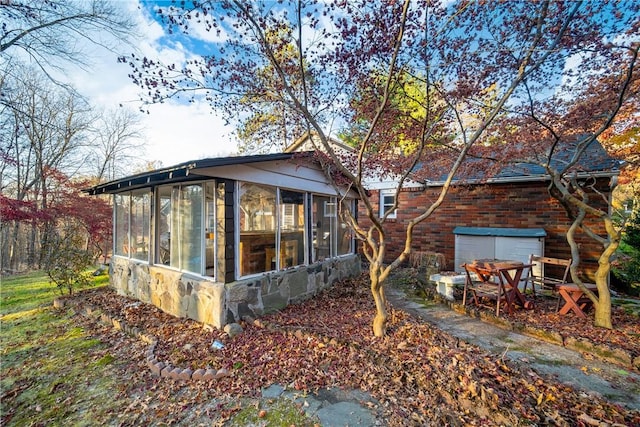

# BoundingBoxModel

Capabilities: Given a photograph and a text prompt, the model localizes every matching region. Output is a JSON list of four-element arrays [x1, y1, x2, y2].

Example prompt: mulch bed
[[418, 272, 640, 369], [506, 294, 640, 365], [71, 273, 640, 426]]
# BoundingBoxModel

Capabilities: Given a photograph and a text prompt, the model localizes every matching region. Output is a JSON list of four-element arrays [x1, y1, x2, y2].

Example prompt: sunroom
[[87, 152, 361, 328]]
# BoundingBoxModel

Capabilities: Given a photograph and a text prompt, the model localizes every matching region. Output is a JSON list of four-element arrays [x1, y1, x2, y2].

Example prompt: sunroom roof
[[85, 152, 308, 195]]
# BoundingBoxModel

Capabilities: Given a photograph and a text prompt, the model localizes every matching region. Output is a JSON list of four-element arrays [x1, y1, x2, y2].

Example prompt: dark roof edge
[[453, 226, 547, 237], [84, 152, 307, 195]]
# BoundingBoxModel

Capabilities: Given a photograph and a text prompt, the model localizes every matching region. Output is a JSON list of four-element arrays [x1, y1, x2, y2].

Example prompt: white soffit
[[195, 161, 358, 197]]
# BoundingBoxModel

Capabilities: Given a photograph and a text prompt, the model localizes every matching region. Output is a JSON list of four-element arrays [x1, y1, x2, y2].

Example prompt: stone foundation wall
[[109, 254, 361, 329], [224, 254, 361, 324], [110, 257, 227, 327]]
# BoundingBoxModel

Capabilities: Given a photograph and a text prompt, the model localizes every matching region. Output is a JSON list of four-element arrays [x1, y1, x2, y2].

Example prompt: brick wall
[[360, 179, 612, 280]]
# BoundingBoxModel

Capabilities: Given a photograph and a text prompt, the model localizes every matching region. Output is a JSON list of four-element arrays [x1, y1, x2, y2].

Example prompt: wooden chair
[[521, 255, 571, 299], [462, 263, 514, 316], [265, 247, 277, 271], [280, 240, 298, 267], [265, 241, 299, 270]]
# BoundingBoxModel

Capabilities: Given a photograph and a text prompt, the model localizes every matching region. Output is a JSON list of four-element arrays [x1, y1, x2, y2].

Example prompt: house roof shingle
[[424, 138, 622, 186]]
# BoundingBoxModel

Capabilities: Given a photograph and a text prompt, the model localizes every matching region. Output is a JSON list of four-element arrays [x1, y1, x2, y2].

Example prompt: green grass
[[1, 269, 109, 315], [0, 269, 319, 426], [231, 398, 319, 426], [0, 269, 123, 426]]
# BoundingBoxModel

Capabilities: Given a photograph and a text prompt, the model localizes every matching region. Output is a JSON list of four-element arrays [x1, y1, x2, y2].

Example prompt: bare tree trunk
[[28, 222, 38, 269], [370, 266, 388, 337], [593, 279, 613, 329], [592, 227, 619, 329], [8, 222, 20, 271], [561, 178, 618, 329], [0, 224, 7, 271]]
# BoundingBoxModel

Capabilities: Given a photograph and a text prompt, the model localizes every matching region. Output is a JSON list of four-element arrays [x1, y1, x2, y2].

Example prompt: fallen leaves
[[507, 295, 640, 360], [72, 274, 640, 426]]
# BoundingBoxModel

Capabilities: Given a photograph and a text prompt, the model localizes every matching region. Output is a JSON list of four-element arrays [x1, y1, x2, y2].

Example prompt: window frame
[[130, 190, 151, 261], [380, 189, 398, 219], [113, 189, 151, 262], [155, 181, 216, 276], [236, 183, 355, 279], [236, 182, 278, 277]]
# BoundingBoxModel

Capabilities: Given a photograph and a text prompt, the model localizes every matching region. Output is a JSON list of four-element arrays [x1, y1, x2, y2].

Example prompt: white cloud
[[142, 101, 235, 165], [66, 0, 238, 168], [188, 18, 232, 45]]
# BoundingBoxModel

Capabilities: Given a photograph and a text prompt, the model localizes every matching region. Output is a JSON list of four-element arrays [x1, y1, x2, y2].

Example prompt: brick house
[[359, 140, 621, 280]]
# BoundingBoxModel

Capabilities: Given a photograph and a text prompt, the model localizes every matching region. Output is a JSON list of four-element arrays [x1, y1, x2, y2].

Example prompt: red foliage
[[43, 171, 113, 246], [0, 195, 45, 222], [2, 168, 113, 258]]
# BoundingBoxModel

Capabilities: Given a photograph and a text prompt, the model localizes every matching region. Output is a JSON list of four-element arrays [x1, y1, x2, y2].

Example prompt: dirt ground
[[69, 272, 640, 425], [3, 270, 639, 426]]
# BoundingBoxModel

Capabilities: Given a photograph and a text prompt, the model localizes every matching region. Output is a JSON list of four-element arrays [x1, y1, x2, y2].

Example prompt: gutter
[[423, 170, 619, 187]]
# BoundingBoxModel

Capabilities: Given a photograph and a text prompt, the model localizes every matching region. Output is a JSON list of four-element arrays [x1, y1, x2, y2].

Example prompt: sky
[[66, 1, 238, 168], [54, 0, 638, 172]]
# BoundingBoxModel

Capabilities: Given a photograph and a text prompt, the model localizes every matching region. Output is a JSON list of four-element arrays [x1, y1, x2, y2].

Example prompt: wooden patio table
[[556, 283, 598, 318], [464, 259, 534, 315]]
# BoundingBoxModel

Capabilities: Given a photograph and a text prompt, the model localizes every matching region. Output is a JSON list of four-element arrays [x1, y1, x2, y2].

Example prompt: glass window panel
[[381, 190, 397, 218], [312, 195, 334, 262], [179, 184, 203, 274], [338, 199, 354, 256], [205, 182, 216, 277], [170, 186, 181, 269], [157, 186, 171, 265], [157, 183, 207, 275], [238, 182, 277, 276], [114, 193, 129, 256], [163, 184, 204, 273], [131, 190, 150, 261], [279, 189, 305, 268]]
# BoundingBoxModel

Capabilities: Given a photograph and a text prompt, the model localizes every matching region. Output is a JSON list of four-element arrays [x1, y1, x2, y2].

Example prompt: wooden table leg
[[557, 289, 587, 318], [500, 268, 527, 313]]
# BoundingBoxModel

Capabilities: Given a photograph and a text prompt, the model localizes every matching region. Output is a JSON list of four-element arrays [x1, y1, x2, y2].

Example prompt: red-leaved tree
[[0, 169, 112, 275], [121, 1, 639, 335]]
